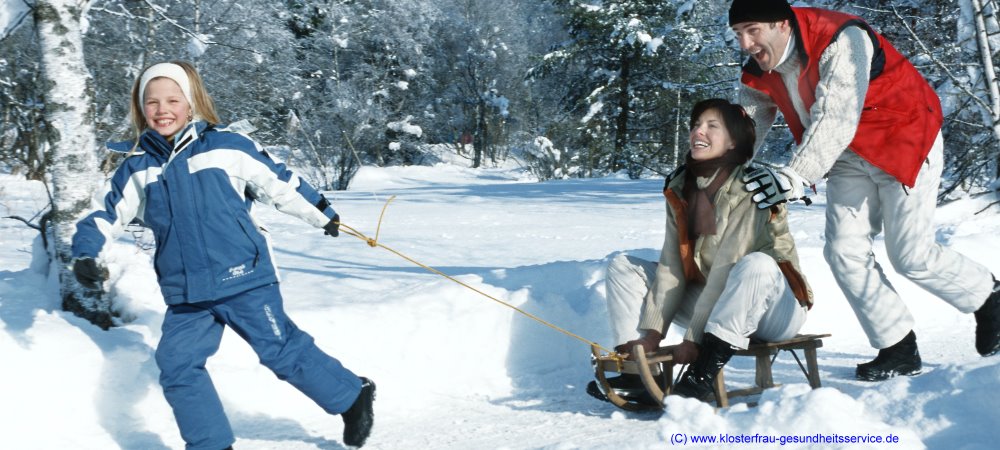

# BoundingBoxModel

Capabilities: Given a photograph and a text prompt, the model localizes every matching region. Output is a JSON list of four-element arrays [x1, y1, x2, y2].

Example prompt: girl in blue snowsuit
[[71, 62, 375, 450]]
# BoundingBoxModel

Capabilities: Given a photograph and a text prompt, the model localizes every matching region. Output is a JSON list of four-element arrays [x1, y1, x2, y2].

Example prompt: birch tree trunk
[[34, 0, 114, 329], [970, 0, 1000, 153]]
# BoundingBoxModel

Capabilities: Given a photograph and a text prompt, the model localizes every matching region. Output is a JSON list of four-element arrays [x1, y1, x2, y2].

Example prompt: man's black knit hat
[[729, 0, 794, 26]]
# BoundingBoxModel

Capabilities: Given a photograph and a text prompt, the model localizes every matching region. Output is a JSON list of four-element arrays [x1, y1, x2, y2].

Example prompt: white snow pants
[[605, 252, 807, 350], [824, 133, 995, 348]]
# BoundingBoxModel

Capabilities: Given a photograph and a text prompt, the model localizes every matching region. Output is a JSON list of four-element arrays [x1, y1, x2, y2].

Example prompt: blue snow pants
[[154, 282, 362, 450]]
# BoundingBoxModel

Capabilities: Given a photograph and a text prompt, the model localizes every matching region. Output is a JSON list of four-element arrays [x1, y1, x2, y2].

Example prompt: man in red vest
[[728, 0, 1000, 381]]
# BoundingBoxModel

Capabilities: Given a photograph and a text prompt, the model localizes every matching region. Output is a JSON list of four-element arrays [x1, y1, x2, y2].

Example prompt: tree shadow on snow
[[229, 411, 345, 449], [72, 315, 171, 449], [348, 177, 661, 207], [0, 255, 170, 448], [0, 268, 53, 347], [474, 250, 667, 416], [274, 250, 451, 280], [910, 361, 1000, 449]]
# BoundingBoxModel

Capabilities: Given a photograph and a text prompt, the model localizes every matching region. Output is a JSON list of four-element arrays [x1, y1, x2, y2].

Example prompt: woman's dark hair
[[689, 98, 756, 163]]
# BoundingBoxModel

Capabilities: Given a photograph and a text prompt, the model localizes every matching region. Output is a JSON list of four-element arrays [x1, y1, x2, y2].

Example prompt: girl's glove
[[73, 257, 108, 290], [324, 214, 341, 237]]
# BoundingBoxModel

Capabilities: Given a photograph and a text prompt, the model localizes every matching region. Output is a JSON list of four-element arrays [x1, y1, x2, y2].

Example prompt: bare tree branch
[[4, 215, 43, 231], [140, 0, 261, 56], [90, 4, 151, 22], [976, 199, 1000, 214], [890, 4, 993, 113], [0, 0, 34, 41]]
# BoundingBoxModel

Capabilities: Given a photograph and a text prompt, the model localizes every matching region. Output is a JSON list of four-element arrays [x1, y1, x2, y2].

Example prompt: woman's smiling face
[[689, 108, 735, 161]]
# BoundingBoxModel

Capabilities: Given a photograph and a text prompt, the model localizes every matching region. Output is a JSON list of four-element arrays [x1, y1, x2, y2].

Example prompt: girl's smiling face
[[143, 77, 191, 138]]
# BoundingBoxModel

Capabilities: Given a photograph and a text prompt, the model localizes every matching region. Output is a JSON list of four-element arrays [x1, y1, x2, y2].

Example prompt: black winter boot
[[342, 377, 376, 448], [585, 374, 660, 407], [975, 277, 1000, 357], [855, 330, 922, 381], [672, 334, 736, 402]]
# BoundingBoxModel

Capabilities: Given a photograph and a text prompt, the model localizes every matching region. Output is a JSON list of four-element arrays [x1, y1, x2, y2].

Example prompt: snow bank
[[2, 170, 999, 449]]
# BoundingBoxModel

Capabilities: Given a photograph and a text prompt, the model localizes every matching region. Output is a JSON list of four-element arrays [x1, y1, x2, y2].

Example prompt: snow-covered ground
[[1, 165, 999, 449]]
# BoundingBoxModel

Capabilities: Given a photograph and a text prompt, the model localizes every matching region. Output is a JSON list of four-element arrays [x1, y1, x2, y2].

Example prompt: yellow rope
[[335, 196, 618, 357]]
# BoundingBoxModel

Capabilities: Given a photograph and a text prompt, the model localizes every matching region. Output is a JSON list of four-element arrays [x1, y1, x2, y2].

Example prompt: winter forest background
[[5, 0, 1000, 189], [2, 0, 1000, 328]]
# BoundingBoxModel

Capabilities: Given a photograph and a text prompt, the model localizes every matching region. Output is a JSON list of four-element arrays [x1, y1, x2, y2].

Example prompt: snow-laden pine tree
[[426, 0, 547, 169], [0, 23, 49, 180], [533, 0, 671, 177], [34, 0, 114, 328], [531, 0, 737, 178]]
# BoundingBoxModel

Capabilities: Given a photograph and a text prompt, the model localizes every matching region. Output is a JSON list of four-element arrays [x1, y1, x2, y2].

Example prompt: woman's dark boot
[[585, 373, 661, 407], [672, 333, 736, 401], [855, 330, 922, 381]]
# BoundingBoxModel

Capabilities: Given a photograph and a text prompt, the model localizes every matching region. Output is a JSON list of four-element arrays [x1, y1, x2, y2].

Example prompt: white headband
[[138, 63, 195, 118]]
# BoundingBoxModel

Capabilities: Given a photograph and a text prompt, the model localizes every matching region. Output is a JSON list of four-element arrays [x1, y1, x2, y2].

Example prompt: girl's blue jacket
[[72, 121, 337, 304]]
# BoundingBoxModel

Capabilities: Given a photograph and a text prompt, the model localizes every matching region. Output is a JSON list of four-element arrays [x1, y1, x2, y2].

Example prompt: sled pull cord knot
[[338, 195, 616, 356], [593, 344, 626, 369], [336, 196, 395, 247]]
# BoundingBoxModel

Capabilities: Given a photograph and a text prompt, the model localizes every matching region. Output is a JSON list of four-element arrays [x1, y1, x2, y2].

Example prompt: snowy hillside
[[1, 165, 999, 449]]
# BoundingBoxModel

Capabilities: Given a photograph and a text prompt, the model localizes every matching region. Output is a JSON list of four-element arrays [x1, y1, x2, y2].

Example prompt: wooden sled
[[591, 333, 831, 410]]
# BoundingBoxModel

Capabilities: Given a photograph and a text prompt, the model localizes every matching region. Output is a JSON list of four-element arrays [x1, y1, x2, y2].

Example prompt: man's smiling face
[[731, 20, 792, 72]]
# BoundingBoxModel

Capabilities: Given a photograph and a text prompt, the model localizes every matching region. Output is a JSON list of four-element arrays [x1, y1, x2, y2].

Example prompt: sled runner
[[591, 333, 831, 410]]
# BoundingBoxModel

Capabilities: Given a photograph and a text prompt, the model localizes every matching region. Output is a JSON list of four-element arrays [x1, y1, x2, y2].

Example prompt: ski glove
[[742, 164, 808, 209], [324, 214, 341, 238], [73, 257, 108, 290]]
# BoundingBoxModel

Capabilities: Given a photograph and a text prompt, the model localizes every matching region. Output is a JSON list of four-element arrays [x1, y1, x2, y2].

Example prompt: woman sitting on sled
[[588, 98, 813, 404]]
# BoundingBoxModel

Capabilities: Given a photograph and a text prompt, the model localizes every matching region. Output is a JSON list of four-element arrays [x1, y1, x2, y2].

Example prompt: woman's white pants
[[605, 252, 807, 349]]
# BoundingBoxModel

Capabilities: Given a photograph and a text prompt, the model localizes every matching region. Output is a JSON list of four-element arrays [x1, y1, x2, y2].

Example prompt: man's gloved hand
[[323, 213, 340, 237], [742, 164, 809, 209], [73, 257, 108, 290]]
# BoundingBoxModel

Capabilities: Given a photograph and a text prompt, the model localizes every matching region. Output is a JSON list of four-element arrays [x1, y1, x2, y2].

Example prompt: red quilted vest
[[741, 7, 942, 187]]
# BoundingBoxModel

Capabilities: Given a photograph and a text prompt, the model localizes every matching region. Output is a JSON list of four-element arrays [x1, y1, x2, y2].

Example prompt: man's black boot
[[342, 377, 375, 448], [855, 330, 922, 381], [672, 334, 736, 401], [975, 277, 1000, 356]]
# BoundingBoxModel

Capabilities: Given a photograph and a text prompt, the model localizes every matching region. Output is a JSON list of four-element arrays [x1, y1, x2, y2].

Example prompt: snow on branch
[[890, 5, 993, 114], [90, 4, 151, 22], [139, 0, 260, 57], [0, 0, 33, 41], [387, 116, 423, 138], [4, 215, 43, 232]]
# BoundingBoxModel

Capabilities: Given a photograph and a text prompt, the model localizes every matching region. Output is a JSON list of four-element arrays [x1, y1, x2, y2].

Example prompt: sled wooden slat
[[591, 333, 831, 410], [634, 343, 668, 403], [591, 345, 649, 411]]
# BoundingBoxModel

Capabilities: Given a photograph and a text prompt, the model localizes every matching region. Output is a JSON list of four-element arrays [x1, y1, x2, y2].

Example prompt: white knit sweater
[[739, 26, 875, 184]]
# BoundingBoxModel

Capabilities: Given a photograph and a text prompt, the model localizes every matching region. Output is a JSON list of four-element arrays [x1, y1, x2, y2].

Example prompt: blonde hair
[[129, 60, 220, 141]]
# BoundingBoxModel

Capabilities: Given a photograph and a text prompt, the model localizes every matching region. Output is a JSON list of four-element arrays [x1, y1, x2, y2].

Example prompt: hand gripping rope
[[335, 196, 620, 361]]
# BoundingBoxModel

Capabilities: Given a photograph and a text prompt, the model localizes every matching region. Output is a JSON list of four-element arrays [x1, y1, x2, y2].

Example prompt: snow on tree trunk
[[34, 0, 114, 329], [969, 0, 1000, 184], [673, 90, 682, 170]]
